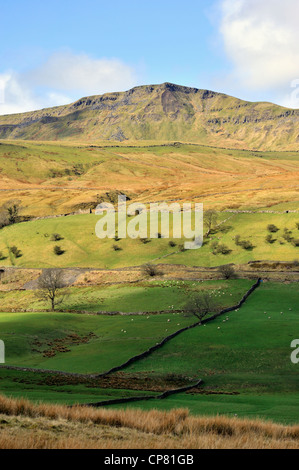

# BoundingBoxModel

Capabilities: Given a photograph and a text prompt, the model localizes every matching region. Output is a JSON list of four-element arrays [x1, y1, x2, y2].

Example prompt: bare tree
[[204, 210, 218, 236], [184, 292, 219, 324], [36, 269, 67, 311], [2, 200, 21, 225], [142, 263, 161, 277], [219, 265, 236, 279]]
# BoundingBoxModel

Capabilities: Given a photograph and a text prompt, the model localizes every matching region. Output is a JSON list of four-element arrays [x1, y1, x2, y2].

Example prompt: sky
[[1, 0, 299, 115]]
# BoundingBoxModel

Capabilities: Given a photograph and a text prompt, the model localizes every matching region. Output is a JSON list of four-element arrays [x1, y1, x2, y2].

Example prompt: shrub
[[216, 243, 231, 255], [9, 246, 22, 258], [140, 238, 151, 244], [296, 223, 299, 230], [112, 244, 122, 251], [267, 224, 279, 233], [54, 246, 64, 256], [0, 251, 5, 260], [211, 240, 230, 255], [265, 234, 275, 244], [292, 239, 299, 247], [234, 235, 241, 246], [178, 244, 187, 252], [51, 233, 63, 241], [239, 240, 253, 250], [282, 228, 293, 242], [168, 240, 176, 247]]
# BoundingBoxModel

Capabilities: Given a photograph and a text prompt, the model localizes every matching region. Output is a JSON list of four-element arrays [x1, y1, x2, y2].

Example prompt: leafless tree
[[36, 269, 67, 311], [184, 292, 219, 324], [142, 263, 161, 277], [204, 209, 218, 236], [219, 264, 236, 279], [2, 200, 21, 225]]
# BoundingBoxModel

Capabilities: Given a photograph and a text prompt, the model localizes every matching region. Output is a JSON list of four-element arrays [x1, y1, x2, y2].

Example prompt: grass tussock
[[0, 395, 299, 449]]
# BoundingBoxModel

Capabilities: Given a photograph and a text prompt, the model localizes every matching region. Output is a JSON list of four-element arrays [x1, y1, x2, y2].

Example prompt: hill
[[1, 83, 299, 150], [0, 142, 298, 218]]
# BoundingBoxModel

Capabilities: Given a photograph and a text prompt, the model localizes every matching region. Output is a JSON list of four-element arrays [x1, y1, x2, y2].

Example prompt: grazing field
[[0, 280, 251, 372], [0, 312, 193, 374], [0, 211, 299, 268], [0, 281, 299, 425], [1, 139, 299, 442], [128, 282, 299, 388], [0, 279, 252, 312]]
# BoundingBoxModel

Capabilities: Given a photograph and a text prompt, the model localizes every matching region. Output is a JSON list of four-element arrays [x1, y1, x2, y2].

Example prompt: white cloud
[[219, 0, 299, 106], [0, 51, 139, 115], [29, 51, 138, 95], [0, 72, 40, 115]]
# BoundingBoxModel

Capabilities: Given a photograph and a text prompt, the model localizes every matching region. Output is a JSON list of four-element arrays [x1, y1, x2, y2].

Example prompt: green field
[[0, 212, 298, 268], [1, 281, 299, 424], [0, 280, 251, 372], [0, 279, 252, 313]]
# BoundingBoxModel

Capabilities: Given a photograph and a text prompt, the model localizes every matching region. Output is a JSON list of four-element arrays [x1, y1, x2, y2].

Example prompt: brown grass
[[0, 394, 299, 449]]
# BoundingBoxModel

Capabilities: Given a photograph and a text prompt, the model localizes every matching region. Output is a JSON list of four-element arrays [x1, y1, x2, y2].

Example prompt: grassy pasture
[[127, 282, 299, 387], [0, 281, 299, 425], [0, 279, 252, 313], [0, 211, 298, 268], [0, 280, 251, 372]]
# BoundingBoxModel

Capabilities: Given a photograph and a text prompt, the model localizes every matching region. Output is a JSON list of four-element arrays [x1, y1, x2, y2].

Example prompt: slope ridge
[[0, 82, 299, 150]]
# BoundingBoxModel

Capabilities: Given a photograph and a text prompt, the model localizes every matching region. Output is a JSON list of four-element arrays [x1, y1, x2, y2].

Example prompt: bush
[[51, 233, 63, 241], [282, 228, 293, 242], [211, 240, 219, 252], [211, 240, 230, 255], [216, 243, 231, 255], [140, 238, 151, 244], [239, 240, 253, 250], [296, 223, 299, 230], [168, 240, 176, 247], [292, 239, 299, 247], [9, 246, 22, 258], [219, 265, 236, 279], [234, 235, 241, 246], [54, 246, 64, 256], [267, 224, 279, 233], [0, 251, 5, 260], [265, 234, 275, 244], [112, 244, 122, 251]]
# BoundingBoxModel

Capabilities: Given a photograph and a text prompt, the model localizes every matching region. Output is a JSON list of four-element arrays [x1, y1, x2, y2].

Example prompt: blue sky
[[1, 0, 299, 114]]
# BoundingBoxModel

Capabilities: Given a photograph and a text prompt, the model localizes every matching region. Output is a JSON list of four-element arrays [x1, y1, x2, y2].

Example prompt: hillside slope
[[0, 83, 299, 150]]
